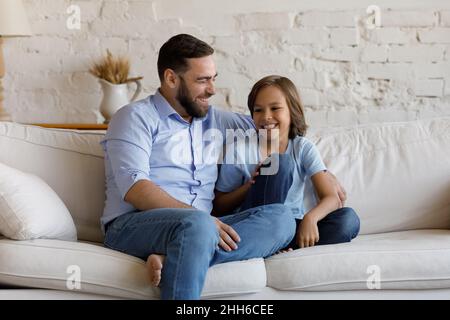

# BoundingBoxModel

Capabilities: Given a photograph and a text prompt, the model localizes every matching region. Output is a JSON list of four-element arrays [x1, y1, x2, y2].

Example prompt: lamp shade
[[0, 0, 32, 37]]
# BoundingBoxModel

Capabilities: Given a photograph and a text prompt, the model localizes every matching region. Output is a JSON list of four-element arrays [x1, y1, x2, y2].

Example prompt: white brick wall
[[236, 12, 294, 31], [368, 28, 416, 44], [415, 79, 444, 97], [389, 45, 445, 62], [441, 11, 450, 26], [330, 28, 359, 46], [2, 0, 450, 126], [298, 11, 356, 27], [382, 11, 438, 27], [361, 45, 388, 62], [418, 28, 450, 43], [282, 29, 328, 45]]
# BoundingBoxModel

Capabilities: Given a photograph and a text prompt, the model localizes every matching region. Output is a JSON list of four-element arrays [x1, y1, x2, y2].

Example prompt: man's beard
[[176, 77, 210, 118]]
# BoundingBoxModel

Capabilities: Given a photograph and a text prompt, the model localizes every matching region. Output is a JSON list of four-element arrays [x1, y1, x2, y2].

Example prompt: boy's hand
[[297, 215, 320, 248], [327, 171, 347, 207], [214, 218, 241, 251], [246, 162, 262, 186]]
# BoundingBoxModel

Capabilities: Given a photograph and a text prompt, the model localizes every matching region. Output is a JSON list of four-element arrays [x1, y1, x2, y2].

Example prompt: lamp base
[[0, 109, 11, 122], [0, 38, 10, 122]]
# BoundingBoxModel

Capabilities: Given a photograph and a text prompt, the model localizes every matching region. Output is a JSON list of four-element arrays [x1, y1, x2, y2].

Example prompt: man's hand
[[297, 215, 320, 248], [327, 171, 347, 207], [213, 218, 241, 252]]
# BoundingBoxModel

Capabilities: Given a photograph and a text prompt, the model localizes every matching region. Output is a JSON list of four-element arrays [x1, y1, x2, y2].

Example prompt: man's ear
[[164, 69, 178, 89]]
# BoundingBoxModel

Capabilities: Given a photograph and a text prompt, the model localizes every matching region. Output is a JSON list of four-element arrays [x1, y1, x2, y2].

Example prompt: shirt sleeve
[[104, 140, 152, 200], [101, 105, 154, 200], [215, 164, 246, 193], [300, 139, 327, 177], [212, 108, 256, 134]]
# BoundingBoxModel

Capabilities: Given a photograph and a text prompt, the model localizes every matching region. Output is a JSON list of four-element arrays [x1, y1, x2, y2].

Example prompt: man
[[101, 34, 347, 300]]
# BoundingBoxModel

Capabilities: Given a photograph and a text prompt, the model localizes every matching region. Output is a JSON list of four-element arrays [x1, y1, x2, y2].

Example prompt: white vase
[[99, 78, 142, 124]]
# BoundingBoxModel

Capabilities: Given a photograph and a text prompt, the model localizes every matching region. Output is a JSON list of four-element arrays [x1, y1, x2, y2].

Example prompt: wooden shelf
[[29, 123, 108, 130]]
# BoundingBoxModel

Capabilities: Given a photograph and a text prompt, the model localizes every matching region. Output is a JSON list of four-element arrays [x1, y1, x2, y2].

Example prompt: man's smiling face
[[175, 55, 218, 118]]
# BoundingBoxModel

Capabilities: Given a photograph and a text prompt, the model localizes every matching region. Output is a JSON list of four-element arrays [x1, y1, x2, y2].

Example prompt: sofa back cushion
[[0, 123, 105, 242], [309, 117, 450, 234], [0, 117, 449, 240]]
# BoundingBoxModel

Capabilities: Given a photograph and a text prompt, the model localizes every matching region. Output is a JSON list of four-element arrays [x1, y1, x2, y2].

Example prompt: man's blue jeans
[[240, 153, 360, 248], [104, 203, 296, 300]]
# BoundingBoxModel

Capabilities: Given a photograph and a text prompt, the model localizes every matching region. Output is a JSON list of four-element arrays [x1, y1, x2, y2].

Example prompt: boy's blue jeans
[[240, 153, 360, 248], [104, 154, 359, 300]]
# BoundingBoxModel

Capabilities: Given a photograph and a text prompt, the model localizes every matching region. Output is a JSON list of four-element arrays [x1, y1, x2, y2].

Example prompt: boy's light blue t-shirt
[[215, 136, 327, 219]]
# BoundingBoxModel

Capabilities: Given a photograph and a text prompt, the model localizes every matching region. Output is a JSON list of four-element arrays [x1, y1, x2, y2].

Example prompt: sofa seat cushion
[[266, 229, 450, 291], [0, 237, 266, 299]]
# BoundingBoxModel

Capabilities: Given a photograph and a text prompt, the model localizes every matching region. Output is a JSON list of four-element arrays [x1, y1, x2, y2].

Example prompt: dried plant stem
[[125, 76, 143, 83], [89, 50, 142, 84]]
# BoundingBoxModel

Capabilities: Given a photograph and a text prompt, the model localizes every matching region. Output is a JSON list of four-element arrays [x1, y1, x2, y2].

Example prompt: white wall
[[3, 0, 450, 126]]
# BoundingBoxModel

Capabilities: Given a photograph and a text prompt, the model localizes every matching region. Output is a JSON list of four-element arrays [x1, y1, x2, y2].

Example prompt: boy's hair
[[247, 75, 308, 138], [157, 34, 214, 81]]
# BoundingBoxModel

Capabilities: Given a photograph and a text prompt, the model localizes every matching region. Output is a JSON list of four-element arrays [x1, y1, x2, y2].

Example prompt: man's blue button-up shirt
[[100, 90, 254, 229]]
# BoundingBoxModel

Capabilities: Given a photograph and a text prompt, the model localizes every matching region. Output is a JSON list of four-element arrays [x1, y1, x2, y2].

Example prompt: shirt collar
[[153, 89, 178, 119], [286, 138, 293, 154], [153, 89, 211, 123]]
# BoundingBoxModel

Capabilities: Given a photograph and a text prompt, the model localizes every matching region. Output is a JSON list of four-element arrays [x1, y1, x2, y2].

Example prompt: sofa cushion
[[0, 122, 106, 242], [308, 117, 450, 234], [0, 162, 77, 241], [0, 237, 266, 299], [2, 118, 450, 242], [1, 118, 449, 241], [266, 229, 450, 291]]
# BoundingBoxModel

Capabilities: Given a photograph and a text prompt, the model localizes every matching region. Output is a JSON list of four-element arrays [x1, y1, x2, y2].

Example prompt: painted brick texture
[[2, 0, 449, 126]]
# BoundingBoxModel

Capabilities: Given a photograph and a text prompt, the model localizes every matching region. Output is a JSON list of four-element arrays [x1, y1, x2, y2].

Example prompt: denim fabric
[[104, 204, 295, 300], [237, 153, 360, 248], [212, 204, 296, 266], [240, 153, 294, 211], [285, 207, 361, 249]]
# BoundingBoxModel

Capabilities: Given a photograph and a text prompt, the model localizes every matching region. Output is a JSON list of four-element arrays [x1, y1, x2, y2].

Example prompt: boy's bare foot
[[276, 248, 293, 254], [146, 254, 165, 287]]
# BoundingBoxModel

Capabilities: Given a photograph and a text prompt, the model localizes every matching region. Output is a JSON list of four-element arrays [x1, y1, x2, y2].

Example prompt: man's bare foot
[[146, 254, 165, 287]]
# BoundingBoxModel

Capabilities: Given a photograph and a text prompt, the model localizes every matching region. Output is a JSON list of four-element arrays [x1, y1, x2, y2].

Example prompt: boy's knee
[[257, 203, 291, 215], [260, 204, 296, 240], [334, 207, 360, 240]]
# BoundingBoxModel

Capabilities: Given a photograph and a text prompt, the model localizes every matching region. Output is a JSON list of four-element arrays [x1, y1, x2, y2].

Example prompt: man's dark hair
[[157, 34, 214, 82]]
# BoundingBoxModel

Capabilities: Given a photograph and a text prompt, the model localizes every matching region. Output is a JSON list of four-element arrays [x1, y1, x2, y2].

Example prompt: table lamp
[[0, 0, 31, 121]]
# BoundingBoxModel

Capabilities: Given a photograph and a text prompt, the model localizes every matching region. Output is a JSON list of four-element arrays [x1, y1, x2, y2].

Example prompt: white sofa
[[0, 117, 449, 300]]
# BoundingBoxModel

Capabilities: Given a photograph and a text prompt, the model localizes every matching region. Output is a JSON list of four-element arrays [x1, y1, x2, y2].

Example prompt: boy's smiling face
[[252, 85, 291, 144]]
